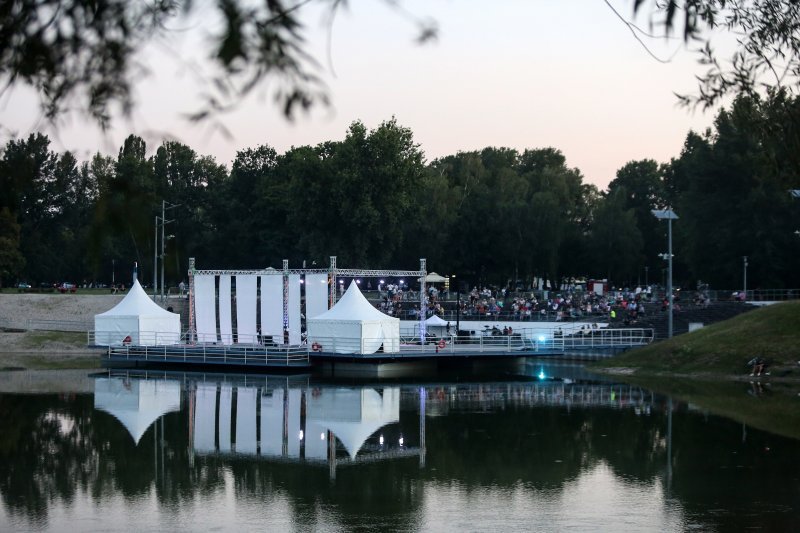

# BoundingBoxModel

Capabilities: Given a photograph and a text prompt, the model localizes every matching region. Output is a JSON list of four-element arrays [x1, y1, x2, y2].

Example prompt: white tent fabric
[[219, 275, 232, 345], [94, 278, 181, 346], [425, 315, 451, 327], [307, 387, 400, 459], [307, 281, 400, 354], [195, 275, 218, 343], [236, 275, 258, 343], [94, 377, 181, 445], [417, 272, 447, 283]]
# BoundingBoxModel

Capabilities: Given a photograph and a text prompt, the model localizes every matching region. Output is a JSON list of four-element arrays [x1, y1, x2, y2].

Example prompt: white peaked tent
[[307, 281, 400, 354], [94, 378, 181, 445], [425, 315, 451, 328], [306, 387, 400, 459], [94, 278, 181, 346]]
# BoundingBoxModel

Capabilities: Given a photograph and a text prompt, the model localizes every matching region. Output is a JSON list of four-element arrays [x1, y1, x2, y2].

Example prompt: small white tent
[[94, 278, 181, 346], [307, 281, 400, 354], [94, 377, 181, 445]]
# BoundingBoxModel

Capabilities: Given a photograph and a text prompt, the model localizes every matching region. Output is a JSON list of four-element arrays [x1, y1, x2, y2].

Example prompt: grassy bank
[[593, 300, 800, 378]]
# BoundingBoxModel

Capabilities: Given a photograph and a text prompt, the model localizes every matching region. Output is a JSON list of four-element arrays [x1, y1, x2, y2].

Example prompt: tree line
[[2, 94, 800, 292]]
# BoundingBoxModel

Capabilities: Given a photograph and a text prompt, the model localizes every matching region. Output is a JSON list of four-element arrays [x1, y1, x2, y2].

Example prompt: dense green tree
[[607, 159, 666, 277], [0, 207, 25, 285], [588, 188, 644, 286]]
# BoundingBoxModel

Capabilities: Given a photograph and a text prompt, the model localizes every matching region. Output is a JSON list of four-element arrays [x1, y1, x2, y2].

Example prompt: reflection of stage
[[191, 384, 420, 479], [93, 372, 426, 479]]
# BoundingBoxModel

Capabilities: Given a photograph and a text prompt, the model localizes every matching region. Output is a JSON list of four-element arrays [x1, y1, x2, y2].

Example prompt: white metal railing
[[104, 341, 310, 366], [93, 327, 653, 363]]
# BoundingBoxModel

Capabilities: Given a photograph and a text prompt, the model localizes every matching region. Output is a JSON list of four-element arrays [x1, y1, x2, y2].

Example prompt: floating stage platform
[[102, 328, 653, 373]]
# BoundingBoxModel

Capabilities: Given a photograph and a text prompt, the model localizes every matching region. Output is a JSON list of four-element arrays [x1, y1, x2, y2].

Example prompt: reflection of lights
[[399, 436, 404, 446], [320, 433, 326, 440], [299, 430, 304, 441], [379, 435, 384, 446], [538, 368, 546, 380], [538, 335, 546, 342]]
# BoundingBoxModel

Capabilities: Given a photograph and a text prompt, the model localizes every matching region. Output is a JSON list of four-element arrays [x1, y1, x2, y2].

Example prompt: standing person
[[179, 280, 186, 296]]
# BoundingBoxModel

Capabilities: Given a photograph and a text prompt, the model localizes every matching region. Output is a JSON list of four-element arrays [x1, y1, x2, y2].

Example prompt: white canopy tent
[[307, 281, 399, 354], [94, 377, 181, 445], [417, 272, 447, 283], [94, 278, 181, 346]]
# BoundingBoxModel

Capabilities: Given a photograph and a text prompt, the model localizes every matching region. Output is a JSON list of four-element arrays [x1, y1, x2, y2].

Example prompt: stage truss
[[188, 257, 430, 344]]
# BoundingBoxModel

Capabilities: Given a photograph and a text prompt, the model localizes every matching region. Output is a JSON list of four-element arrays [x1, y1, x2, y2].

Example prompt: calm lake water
[[1, 362, 798, 532]]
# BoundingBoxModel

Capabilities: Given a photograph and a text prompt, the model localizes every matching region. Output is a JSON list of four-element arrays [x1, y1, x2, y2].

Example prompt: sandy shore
[[0, 292, 124, 329], [0, 293, 123, 371]]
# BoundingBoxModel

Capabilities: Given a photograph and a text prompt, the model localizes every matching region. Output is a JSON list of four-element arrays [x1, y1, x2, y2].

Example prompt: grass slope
[[594, 300, 800, 377]]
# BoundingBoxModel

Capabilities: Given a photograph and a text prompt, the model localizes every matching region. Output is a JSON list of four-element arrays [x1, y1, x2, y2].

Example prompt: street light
[[652, 208, 679, 339], [743, 256, 748, 302], [154, 200, 181, 302]]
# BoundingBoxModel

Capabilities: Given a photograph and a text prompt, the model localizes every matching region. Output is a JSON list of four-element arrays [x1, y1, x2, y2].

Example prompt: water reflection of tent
[[94, 378, 181, 445], [417, 272, 447, 283], [306, 388, 400, 459]]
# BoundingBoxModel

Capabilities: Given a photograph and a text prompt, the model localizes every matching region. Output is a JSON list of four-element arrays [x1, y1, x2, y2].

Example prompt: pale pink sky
[[0, 1, 724, 189]]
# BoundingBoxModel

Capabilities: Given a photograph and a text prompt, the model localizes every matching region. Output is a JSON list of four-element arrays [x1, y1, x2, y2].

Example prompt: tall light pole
[[153, 215, 159, 297], [160, 200, 181, 302], [154, 201, 181, 302], [743, 256, 748, 302], [653, 209, 679, 339]]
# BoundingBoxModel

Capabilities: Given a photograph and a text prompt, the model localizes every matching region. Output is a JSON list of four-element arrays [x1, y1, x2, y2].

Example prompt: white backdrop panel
[[193, 384, 217, 453], [236, 387, 258, 454], [305, 274, 329, 320], [194, 275, 217, 343], [288, 275, 301, 345], [260, 275, 283, 340], [261, 389, 284, 456], [219, 385, 232, 453], [287, 388, 301, 458], [219, 275, 232, 345], [236, 275, 258, 343]]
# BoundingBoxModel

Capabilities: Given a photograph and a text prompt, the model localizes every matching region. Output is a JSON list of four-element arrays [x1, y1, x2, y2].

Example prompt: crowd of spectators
[[372, 283, 669, 325]]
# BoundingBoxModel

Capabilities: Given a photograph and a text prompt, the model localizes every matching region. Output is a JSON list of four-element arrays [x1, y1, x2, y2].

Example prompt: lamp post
[[644, 266, 649, 288], [451, 274, 460, 335], [743, 256, 748, 302], [154, 201, 181, 302], [652, 209, 679, 339]]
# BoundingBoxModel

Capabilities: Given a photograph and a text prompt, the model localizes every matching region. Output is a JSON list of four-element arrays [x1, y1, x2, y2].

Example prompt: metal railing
[[104, 341, 310, 366]]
